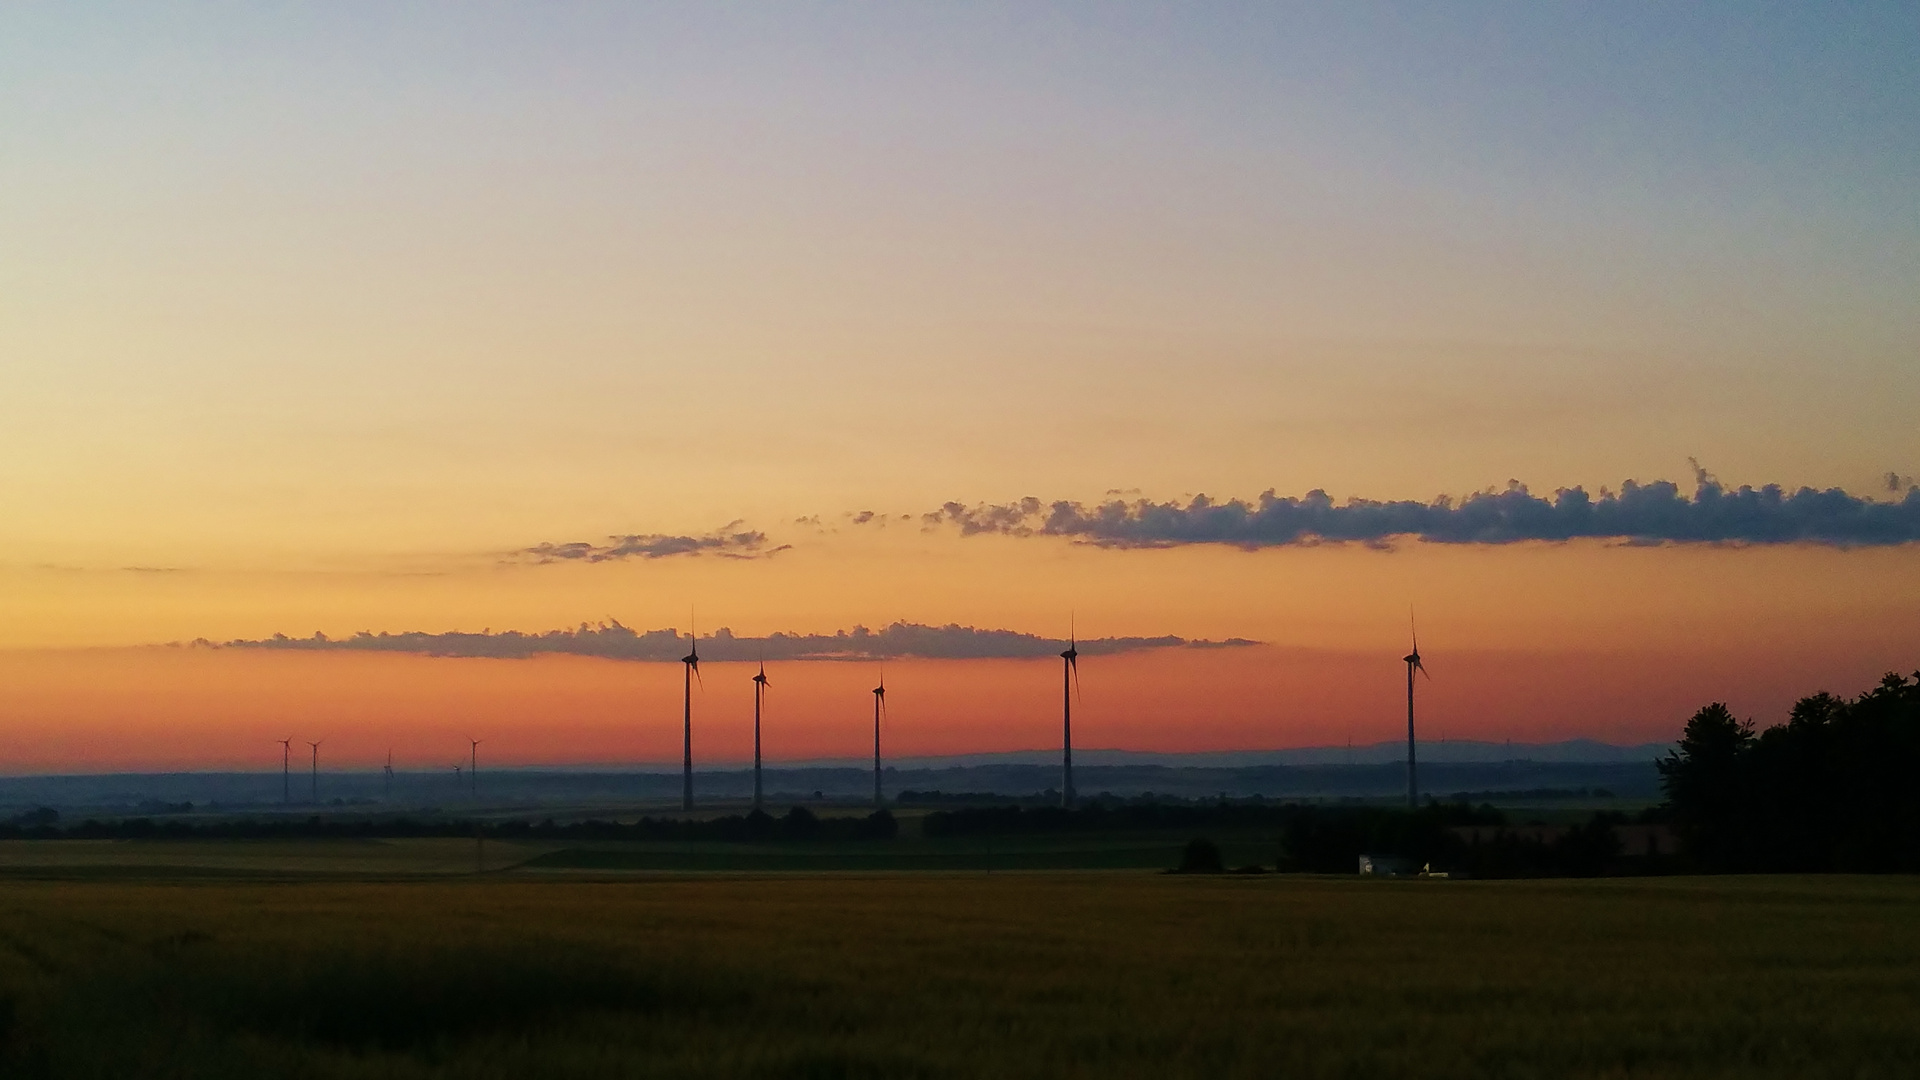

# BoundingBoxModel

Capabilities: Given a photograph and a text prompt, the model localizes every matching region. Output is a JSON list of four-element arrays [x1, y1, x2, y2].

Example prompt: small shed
[[1358, 854, 1413, 877]]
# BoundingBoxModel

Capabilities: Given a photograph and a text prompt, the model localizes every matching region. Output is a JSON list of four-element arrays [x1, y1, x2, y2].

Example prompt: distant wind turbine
[[871, 673, 887, 809], [383, 749, 394, 802], [681, 618, 701, 812], [752, 659, 770, 812], [306, 739, 322, 803], [1060, 618, 1079, 809], [276, 738, 292, 804], [1404, 616, 1430, 809], [467, 737, 482, 799]]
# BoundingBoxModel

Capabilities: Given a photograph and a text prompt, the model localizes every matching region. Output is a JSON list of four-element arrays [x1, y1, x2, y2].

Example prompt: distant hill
[[798, 739, 1673, 769], [0, 741, 1669, 811]]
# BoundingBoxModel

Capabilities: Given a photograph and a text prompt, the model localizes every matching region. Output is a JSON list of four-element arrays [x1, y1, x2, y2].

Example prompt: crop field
[[0, 825, 1284, 877], [2, 868, 1917, 1079]]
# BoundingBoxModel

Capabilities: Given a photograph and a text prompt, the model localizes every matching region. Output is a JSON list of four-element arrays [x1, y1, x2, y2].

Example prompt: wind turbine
[[1404, 616, 1430, 809], [467, 738, 481, 799], [306, 739, 322, 804], [752, 659, 770, 812], [276, 738, 292, 804], [1060, 618, 1079, 809], [871, 673, 887, 809], [383, 749, 394, 802], [681, 619, 701, 812]]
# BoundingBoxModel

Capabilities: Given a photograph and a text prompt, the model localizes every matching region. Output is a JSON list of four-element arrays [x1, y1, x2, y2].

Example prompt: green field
[[3, 862, 1918, 1079]]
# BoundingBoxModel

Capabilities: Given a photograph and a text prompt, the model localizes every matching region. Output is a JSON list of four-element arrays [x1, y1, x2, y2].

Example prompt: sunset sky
[[2, 4, 1916, 771]]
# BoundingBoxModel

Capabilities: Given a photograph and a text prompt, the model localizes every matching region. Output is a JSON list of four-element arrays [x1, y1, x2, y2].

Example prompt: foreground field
[[2, 873, 1917, 1079], [0, 826, 1282, 876]]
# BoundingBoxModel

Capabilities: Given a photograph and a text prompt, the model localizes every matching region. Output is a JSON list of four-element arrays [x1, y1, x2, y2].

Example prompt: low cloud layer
[[519, 524, 783, 563], [927, 471, 1920, 549], [215, 621, 1259, 662]]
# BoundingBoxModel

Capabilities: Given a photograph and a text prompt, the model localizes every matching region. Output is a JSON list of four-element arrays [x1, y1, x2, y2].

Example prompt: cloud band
[[214, 621, 1258, 661], [519, 523, 784, 563], [927, 472, 1920, 549]]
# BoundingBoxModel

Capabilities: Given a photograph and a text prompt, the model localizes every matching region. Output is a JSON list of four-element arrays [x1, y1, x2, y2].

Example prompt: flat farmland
[[0, 838, 556, 878], [0, 827, 1282, 877], [2, 871, 1917, 1079]]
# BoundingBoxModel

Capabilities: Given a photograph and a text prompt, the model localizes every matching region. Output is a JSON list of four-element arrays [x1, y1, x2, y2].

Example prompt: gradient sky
[[2, 4, 1916, 770]]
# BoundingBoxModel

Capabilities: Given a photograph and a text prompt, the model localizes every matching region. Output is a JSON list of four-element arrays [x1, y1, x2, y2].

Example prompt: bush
[[1174, 838, 1225, 874]]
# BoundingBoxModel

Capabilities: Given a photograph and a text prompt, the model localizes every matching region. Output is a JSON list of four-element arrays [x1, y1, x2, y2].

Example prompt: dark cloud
[[928, 473, 1920, 549], [518, 523, 783, 563], [216, 621, 1258, 662]]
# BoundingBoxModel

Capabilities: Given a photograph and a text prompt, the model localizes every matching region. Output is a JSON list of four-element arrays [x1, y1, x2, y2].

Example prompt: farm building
[[1358, 854, 1413, 876]]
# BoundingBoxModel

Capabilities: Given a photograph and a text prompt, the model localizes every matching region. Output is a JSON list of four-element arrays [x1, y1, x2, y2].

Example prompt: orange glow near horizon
[[1, 639, 1912, 774], [2, 11, 1915, 776]]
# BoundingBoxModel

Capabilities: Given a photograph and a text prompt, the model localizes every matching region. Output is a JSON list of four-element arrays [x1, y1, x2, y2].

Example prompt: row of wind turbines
[[670, 617, 1431, 814], [274, 737, 483, 804], [267, 619, 1430, 812]]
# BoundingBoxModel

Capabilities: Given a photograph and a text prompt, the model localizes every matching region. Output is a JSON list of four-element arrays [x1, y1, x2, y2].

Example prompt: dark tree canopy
[[1659, 672, 1920, 872]]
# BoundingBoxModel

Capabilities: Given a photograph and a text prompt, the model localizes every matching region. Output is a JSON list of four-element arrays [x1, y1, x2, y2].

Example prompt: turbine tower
[[276, 738, 292, 804], [383, 750, 394, 802], [306, 739, 322, 804], [871, 674, 887, 809], [752, 660, 770, 812], [467, 738, 481, 799], [681, 622, 701, 812], [1060, 620, 1079, 809], [1404, 618, 1429, 809]]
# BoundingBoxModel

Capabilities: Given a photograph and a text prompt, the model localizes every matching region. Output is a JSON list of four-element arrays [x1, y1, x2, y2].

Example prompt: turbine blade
[[1070, 654, 1081, 699]]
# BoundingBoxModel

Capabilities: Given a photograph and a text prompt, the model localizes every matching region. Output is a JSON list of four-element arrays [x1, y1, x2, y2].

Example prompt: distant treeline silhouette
[[0, 807, 898, 843], [1659, 671, 1920, 872], [922, 800, 1646, 878], [1443, 787, 1616, 801]]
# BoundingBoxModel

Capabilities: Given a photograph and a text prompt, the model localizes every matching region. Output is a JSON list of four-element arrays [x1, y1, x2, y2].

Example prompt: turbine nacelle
[[682, 632, 702, 686]]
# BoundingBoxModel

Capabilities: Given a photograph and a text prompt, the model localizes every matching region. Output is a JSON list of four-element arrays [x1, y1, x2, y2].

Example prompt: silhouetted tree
[[1659, 673, 1920, 872], [779, 806, 821, 840], [1657, 702, 1754, 867]]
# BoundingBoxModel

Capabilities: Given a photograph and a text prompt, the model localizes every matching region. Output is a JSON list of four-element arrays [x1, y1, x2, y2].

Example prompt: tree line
[[1658, 670, 1920, 872]]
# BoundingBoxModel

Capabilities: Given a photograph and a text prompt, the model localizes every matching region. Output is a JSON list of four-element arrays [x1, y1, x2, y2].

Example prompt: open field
[[0, 825, 1284, 877], [2, 870, 1917, 1079], [0, 838, 556, 878]]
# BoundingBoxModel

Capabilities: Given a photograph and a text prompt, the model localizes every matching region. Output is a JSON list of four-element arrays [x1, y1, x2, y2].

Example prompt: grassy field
[[2, 869, 1917, 1078], [0, 825, 1284, 876]]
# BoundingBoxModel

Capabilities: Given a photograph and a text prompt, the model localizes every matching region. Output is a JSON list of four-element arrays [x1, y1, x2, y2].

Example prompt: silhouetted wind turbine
[[871, 673, 888, 809], [1404, 616, 1430, 809], [276, 738, 292, 804], [681, 619, 701, 812], [467, 738, 481, 799], [306, 739, 322, 803], [383, 749, 394, 802], [1061, 618, 1079, 809], [752, 659, 770, 812]]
